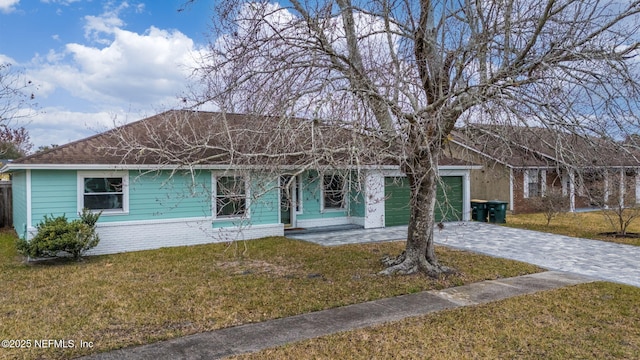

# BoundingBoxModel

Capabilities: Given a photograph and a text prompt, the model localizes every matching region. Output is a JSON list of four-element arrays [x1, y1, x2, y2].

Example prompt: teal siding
[[31, 170, 77, 225], [248, 175, 279, 225], [26, 169, 289, 228], [125, 170, 211, 222], [349, 173, 365, 218], [29, 170, 212, 225], [212, 174, 279, 228], [11, 171, 28, 237], [297, 170, 349, 220]]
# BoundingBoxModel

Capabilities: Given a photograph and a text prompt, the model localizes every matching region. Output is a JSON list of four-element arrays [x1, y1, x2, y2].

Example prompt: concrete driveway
[[288, 222, 640, 287]]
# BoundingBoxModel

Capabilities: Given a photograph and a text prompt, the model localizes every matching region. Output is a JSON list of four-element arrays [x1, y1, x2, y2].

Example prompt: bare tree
[[597, 169, 640, 236], [0, 63, 35, 157], [150, 0, 640, 275], [531, 188, 569, 227]]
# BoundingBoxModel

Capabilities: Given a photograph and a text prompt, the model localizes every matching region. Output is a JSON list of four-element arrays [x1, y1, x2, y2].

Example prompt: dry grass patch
[[235, 282, 640, 359], [0, 230, 541, 360], [506, 211, 640, 246]]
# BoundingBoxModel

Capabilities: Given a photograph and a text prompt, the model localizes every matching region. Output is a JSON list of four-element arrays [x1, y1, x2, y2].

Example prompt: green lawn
[[234, 282, 640, 359], [0, 230, 541, 360], [506, 211, 640, 246]]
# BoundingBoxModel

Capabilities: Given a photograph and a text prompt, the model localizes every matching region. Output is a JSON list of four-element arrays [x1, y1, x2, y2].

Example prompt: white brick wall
[[85, 219, 284, 255]]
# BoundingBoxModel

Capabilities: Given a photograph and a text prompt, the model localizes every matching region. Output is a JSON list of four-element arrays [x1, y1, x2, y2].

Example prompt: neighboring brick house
[[446, 125, 640, 214]]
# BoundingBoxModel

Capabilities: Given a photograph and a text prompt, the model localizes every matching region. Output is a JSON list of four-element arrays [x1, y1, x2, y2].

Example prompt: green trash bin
[[487, 200, 508, 223], [470, 199, 488, 222]]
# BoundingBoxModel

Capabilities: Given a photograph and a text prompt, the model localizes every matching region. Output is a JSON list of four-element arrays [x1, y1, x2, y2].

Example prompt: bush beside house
[[16, 209, 101, 261]]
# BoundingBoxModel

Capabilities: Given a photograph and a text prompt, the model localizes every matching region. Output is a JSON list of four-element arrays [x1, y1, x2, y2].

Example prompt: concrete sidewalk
[[82, 271, 592, 360]]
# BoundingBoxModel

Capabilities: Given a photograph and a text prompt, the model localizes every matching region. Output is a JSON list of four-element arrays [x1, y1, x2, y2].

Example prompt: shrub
[[16, 209, 101, 261], [530, 189, 569, 226]]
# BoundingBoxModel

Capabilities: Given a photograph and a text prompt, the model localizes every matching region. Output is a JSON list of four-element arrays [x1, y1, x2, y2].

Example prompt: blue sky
[[0, 0, 214, 149]]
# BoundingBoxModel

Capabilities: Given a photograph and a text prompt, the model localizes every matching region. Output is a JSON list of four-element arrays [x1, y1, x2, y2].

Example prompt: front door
[[280, 175, 296, 228]]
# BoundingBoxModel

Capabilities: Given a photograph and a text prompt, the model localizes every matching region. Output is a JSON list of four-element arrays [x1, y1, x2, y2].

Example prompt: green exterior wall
[[384, 176, 463, 225], [11, 170, 27, 237]]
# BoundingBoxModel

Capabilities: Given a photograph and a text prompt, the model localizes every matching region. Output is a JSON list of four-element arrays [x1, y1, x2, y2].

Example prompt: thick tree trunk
[[381, 148, 453, 276]]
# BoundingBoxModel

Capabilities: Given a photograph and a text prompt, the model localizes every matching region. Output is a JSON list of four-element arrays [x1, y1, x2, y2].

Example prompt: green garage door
[[384, 176, 463, 226]]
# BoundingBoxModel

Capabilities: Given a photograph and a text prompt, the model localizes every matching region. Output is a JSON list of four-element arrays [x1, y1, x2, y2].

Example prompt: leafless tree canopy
[[0, 63, 36, 123], [130, 0, 640, 275], [0, 63, 35, 157]]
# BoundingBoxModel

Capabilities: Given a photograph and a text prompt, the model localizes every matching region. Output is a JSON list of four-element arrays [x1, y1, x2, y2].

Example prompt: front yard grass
[[0, 230, 540, 360], [234, 281, 640, 359], [506, 211, 640, 246]]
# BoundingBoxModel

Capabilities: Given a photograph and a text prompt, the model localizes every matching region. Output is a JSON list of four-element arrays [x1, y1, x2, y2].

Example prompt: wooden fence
[[0, 181, 12, 228]]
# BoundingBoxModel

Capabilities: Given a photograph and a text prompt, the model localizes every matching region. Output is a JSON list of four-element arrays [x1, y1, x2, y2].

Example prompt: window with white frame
[[524, 169, 540, 198], [214, 175, 248, 218], [322, 174, 346, 210], [79, 172, 128, 213]]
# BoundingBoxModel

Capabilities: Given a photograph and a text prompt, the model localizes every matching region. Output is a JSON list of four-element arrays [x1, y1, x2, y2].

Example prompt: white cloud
[[27, 109, 111, 147], [83, 2, 130, 44], [23, 107, 147, 148], [5, 3, 207, 148], [0, 54, 17, 64], [30, 25, 202, 108], [0, 0, 19, 14]]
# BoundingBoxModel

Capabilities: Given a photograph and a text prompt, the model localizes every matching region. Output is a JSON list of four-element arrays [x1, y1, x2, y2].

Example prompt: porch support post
[[463, 171, 471, 221], [635, 169, 640, 204], [509, 168, 514, 211], [363, 171, 385, 229], [569, 169, 576, 212], [619, 168, 625, 208], [603, 168, 609, 208]]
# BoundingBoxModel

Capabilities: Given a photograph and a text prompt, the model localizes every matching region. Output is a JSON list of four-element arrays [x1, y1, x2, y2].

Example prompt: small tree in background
[[0, 124, 32, 158], [16, 209, 101, 261], [531, 189, 569, 226], [599, 171, 640, 237]]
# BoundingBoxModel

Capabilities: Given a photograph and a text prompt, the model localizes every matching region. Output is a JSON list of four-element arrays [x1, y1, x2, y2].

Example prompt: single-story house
[[2, 110, 477, 255], [446, 125, 640, 213]]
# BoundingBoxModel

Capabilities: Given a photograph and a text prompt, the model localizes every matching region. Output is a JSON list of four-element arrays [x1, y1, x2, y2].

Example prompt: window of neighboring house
[[79, 172, 128, 213], [214, 175, 248, 218], [525, 170, 540, 198], [322, 174, 346, 210]]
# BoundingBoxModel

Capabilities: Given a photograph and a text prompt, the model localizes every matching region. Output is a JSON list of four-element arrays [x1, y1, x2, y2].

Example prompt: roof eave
[[2, 163, 481, 172]]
